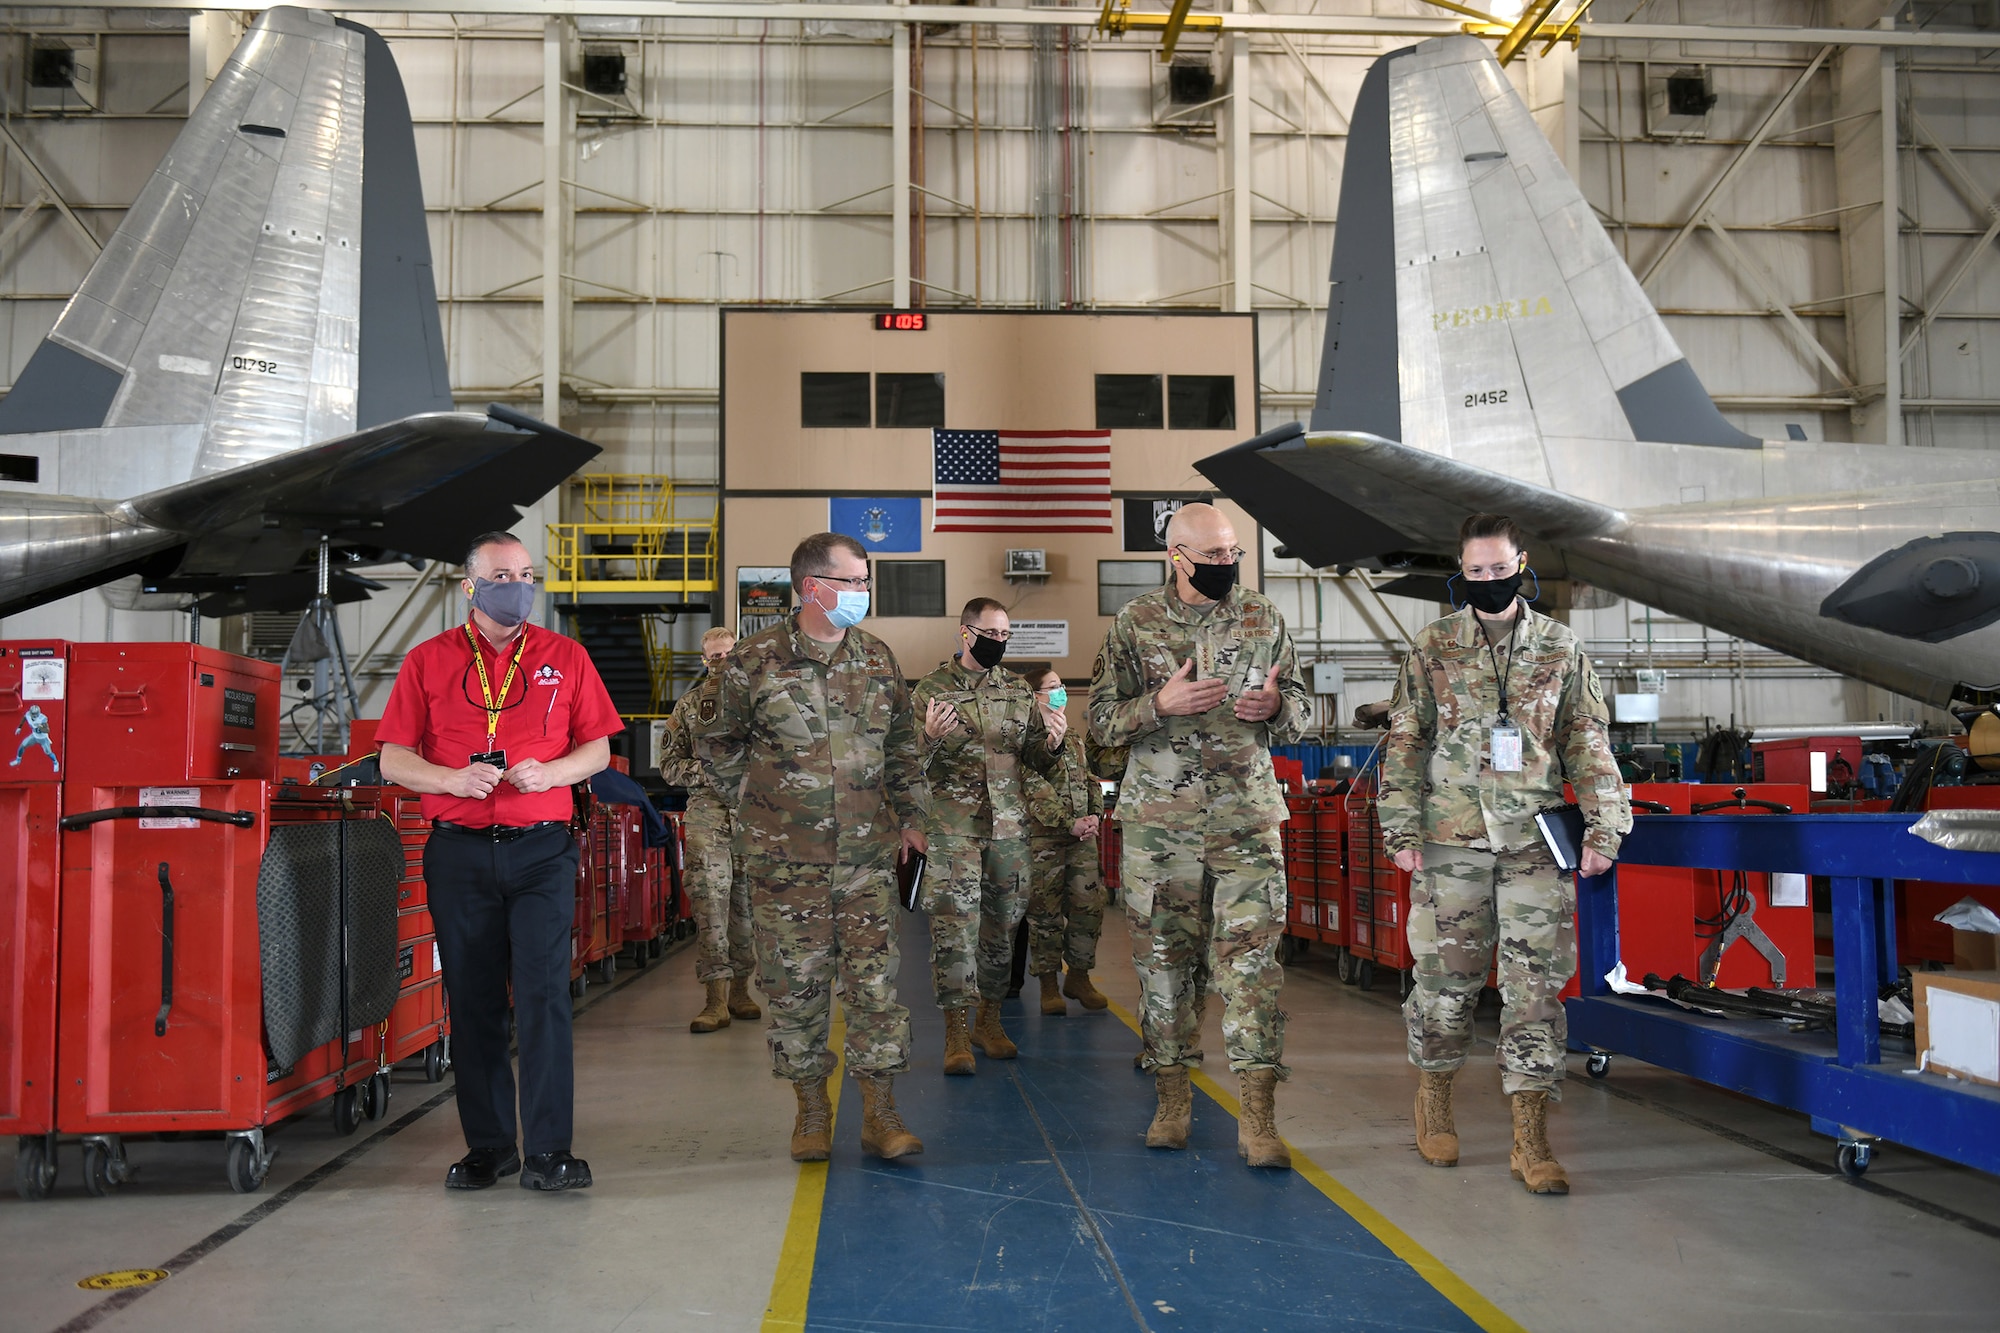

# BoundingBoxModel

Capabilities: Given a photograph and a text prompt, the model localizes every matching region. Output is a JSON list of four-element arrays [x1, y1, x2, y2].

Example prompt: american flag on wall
[[931, 429, 1114, 533]]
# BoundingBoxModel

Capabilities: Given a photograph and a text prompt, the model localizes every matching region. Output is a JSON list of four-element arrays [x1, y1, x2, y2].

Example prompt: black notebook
[[897, 848, 928, 912], [1534, 804, 1587, 872]]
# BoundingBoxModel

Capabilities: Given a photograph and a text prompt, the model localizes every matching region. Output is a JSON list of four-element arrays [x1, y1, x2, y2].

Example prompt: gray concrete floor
[[4, 922, 1998, 1332]]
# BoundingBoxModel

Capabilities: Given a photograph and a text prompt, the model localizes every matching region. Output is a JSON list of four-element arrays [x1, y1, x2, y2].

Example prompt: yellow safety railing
[[544, 475, 719, 596], [642, 633, 708, 715]]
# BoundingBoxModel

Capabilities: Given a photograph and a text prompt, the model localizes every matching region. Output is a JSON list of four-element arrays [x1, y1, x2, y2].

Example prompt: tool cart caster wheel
[[648, 938, 664, 960], [364, 1072, 391, 1122], [1586, 1053, 1612, 1079], [1355, 958, 1377, 991], [596, 955, 616, 985], [630, 946, 649, 971], [1336, 949, 1358, 985], [570, 972, 587, 1000], [226, 1139, 268, 1194], [15, 1138, 55, 1202], [1837, 1142, 1874, 1179], [83, 1143, 120, 1198], [424, 1042, 448, 1084], [331, 1086, 363, 1136]]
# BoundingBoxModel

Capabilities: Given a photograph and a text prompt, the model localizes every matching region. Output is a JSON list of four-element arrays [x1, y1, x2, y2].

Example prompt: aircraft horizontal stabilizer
[[1197, 422, 1625, 569]]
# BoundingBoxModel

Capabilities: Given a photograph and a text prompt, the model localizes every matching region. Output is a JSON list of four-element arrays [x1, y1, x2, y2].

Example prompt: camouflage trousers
[[1404, 841, 1576, 1097], [1027, 831, 1105, 975], [741, 856, 912, 1083], [1122, 820, 1288, 1077], [684, 791, 754, 983], [922, 833, 1029, 1010]]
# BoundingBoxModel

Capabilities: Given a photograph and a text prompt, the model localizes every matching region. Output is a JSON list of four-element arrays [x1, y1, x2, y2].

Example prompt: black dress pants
[[424, 824, 581, 1157]]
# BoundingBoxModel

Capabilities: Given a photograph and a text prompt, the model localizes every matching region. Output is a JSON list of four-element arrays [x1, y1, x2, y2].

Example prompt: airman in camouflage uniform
[[694, 533, 927, 1163], [1090, 503, 1308, 1170], [1022, 668, 1109, 1017], [658, 627, 763, 1034], [1380, 513, 1631, 1195], [911, 598, 1063, 1073]]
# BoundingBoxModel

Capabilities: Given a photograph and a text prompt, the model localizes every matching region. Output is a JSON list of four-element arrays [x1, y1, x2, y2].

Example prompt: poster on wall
[[829, 497, 922, 553], [737, 566, 793, 637], [1008, 621, 1069, 659], [1123, 497, 1186, 551]]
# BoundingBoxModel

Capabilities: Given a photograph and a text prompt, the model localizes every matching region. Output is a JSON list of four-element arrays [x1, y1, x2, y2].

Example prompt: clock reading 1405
[[874, 311, 928, 331]]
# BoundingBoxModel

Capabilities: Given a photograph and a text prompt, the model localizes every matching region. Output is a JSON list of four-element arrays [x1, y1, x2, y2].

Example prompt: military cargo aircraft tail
[[1201, 36, 2000, 709], [0, 8, 594, 618]]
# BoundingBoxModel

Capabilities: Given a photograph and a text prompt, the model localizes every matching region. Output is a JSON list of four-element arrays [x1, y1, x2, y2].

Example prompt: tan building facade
[[719, 309, 1261, 686]]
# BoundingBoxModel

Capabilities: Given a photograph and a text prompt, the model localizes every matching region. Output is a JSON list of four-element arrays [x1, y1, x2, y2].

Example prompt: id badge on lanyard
[[1491, 721, 1523, 773]]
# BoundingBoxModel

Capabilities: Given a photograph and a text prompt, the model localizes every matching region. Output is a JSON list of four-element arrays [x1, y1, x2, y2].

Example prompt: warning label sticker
[[77, 1269, 169, 1291], [138, 787, 201, 830]]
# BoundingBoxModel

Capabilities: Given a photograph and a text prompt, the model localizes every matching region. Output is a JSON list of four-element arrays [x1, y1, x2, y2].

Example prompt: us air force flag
[[830, 497, 923, 552]]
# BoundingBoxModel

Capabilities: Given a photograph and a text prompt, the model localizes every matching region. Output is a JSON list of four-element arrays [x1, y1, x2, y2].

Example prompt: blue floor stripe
[[804, 923, 1485, 1332]]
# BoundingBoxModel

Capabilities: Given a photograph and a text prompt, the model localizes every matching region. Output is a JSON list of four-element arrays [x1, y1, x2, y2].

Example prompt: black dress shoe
[[520, 1151, 593, 1192], [446, 1145, 521, 1190]]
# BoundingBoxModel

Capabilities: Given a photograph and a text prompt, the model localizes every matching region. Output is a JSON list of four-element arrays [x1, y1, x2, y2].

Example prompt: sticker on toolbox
[[398, 945, 415, 982], [433, 942, 442, 973], [22, 656, 64, 699], [138, 786, 202, 829]]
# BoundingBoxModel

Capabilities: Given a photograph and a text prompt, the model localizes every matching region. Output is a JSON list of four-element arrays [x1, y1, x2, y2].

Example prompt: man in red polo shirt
[[377, 531, 623, 1192]]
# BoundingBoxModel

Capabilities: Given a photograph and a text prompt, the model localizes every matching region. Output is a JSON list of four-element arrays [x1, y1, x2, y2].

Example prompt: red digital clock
[[874, 311, 928, 331]]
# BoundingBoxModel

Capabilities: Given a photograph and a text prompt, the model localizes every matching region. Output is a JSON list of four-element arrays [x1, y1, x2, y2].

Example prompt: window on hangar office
[[876, 372, 946, 428], [1095, 374, 1163, 430], [1167, 375, 1235, 430], [0, 454, 39, 482], [801, 372, 872, 427], [875, 560, 946, 618], [1098, 559, 1165, 616]]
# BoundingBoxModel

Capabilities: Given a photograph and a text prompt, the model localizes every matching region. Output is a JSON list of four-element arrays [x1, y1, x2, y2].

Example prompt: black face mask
[[1462, 570, 1522, 615], [966, 632, 1007, 670], [1185, 558, 1239, 602]]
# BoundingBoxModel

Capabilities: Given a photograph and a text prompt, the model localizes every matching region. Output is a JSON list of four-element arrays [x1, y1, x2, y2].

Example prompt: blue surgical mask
[[470, 577, 536, 627], [1046, 688, 1068, 709], [822, 588, 869, 630]]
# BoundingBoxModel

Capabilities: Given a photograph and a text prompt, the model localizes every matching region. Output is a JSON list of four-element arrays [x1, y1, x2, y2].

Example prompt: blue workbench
[[1568, 813, 2000, 1178]]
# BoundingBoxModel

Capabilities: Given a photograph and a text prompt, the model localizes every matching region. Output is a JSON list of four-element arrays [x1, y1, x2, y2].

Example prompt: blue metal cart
[[1568, 813, 2000, 1178]]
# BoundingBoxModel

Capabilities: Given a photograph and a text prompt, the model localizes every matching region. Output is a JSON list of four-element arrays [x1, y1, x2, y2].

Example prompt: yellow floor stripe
[[1107, 1000, 1529, 1333], [760, 1019, 845, 1333]]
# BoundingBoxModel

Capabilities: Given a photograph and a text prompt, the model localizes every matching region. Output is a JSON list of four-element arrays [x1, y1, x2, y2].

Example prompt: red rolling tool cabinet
[[2, 640, 69, 1198], [1341, 788, 1414, 987], [1617, 782, 1816, 989], [66, 643, 280, 784], [1282, 790, 1346, 951], [381, 789, 450, 1083]]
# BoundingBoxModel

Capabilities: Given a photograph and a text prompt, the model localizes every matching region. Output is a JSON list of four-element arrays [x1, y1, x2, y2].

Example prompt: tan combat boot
[[942, 1009, 976, 1075], [856, 1076, 923, 1159], [728, 976, 763, 1020], [1146, 1065, 1193, 1149], [1063, 969, 1109, 1011], [1414, 1070, 1460, 1167], [790, 1078, 832, 1162], [689, 979, 731, 1033], [1238, 1069, 1292, 1170], [1509, 1090, 1570, 1195], [1038, 972, 1067, 1016], [972, 1000, 1018, 1059]]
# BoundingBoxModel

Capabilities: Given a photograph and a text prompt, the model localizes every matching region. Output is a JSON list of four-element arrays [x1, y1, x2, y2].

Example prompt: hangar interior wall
[[0, 3, 1991, 739]]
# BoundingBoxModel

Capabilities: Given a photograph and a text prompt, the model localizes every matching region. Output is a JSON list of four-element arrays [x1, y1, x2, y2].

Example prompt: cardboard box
[[1955, 929, 2000, 972], [1914, 971, 2000, 1088]]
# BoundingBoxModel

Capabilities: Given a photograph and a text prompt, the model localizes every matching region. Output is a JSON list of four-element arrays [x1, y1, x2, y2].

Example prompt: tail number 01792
[[1462, 389, 1508, 408], [232, 356, 279, 375]]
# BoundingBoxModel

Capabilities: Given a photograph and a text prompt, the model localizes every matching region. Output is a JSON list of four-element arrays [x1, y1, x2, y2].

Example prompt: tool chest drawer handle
[[59, 806, 259, 830], [156, 862, 175, 1037], [103, 685, 149, 715]]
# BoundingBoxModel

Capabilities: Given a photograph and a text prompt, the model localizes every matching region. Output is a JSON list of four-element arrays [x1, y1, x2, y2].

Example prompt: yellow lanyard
[[466, 622, 528, 747]]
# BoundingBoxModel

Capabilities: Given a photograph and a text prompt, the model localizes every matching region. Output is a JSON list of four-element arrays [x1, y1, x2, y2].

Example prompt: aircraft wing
[[1198, 423, 1624, 568]]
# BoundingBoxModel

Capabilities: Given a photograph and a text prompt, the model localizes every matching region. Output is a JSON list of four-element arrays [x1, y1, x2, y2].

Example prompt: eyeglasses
[[963, 625, 1011, 642], [1174, 543, 1246, 565], [812, 574, 871, 590]]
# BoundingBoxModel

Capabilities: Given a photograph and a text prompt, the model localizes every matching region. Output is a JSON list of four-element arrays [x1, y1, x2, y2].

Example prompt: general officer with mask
[[694, 532, 930, 1163], [377, 531, 624, 1192], [1379, 512, 1630, 1196]]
